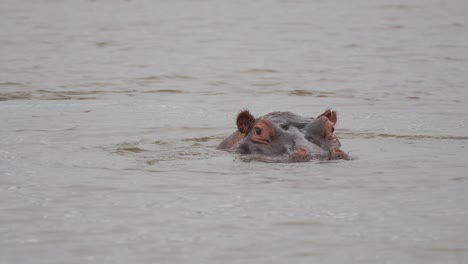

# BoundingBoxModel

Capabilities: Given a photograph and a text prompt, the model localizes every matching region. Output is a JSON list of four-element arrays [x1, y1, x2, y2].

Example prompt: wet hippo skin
[[218, 109, 349, 162]]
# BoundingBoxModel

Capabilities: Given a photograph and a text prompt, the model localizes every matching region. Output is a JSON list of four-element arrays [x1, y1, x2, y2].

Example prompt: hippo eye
[[331, 127, 335, 133], [281, 124, 289, 130], [254, 127, 262, 136]]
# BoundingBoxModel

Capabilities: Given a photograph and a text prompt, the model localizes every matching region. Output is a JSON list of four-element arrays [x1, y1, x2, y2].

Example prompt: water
[[1, 0, 468, 263]]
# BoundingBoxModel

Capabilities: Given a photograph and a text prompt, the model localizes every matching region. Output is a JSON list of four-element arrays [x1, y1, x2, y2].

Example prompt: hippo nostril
[[295, 148, 307, 156]]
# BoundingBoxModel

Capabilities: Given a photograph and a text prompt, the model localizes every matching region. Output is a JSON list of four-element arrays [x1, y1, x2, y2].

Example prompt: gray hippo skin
[[218, 109, 349, 162]]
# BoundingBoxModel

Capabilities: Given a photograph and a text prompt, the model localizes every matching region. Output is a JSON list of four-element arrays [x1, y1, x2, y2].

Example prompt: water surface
[[1, 0, 468, 263]]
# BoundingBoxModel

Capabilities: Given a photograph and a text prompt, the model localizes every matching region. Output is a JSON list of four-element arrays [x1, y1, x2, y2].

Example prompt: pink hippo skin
[[218, 109, 349, 162]]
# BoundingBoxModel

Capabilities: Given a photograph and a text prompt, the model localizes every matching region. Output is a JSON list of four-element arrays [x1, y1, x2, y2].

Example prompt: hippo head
[[218, 110, 349, 162]]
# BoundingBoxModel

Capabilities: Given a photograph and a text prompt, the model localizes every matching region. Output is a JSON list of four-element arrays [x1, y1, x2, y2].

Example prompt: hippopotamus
[[218, 109, 349, 162]]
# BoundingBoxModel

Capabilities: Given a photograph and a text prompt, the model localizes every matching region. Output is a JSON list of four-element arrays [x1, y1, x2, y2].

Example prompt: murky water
[[1, 0, 468, 263]]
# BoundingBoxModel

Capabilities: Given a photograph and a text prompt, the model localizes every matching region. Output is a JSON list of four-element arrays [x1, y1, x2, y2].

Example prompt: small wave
[[153, 140, 168, 145], [1, 88, 184, 101], [243, 68, 280, 74], [196, 91, 225, 95], [344, 43, 360, 48], [145, 159, 159, 165], [288, 89, 336, 97], [14, 129, 49, 132], [288, 89, 315, 96], [35, 90, 103, 100], [115, 146, 148, 153], [274, 221, 324, 227], [0, 82, 26, 87], [182, 136, 221, 142], [80, 82, 115, 88], [137, 74, 196, 81], [0, 92, 32, 101], [40, 95, 97, 101], [111, 89, 137, 94], [179, 126, 219, 131], [452, 177, 468, 182], [95, 41, 114, 48], [318, 77, 349, 83], [209, 81, 228, 86], [342, 131, 468, 141], [442, 56, 462, 61], [390, 25, 405, 29], [143, 89, 184, 94], [38, 89, 104, 95]]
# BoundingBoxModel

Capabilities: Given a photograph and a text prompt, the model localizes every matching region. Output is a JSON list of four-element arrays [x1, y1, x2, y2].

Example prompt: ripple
[[0, 92, 32, 101], [182, 136, 220, 142], [95, 41, 114, 48], [137, 74, 196, 81], [145, 159, 159, 165], [0, 82, 26, 87], [42, 96, 98, 101], [36, 90, 103, 100], [243, 68, 280, 74], [288, 89, 315, 96], [288, 90, 336, 97], [342, 131, 468, 141], [105, 137, 214, 164], [274, 220, 324, 227], [142, 89, 184, 94], [442, 56, 462, 61], [37, 90, 104, 95], [153, 140, 168, 145], [80, 82, 116, 88], [209, 81, 228, 86], [452, 177, 468, 182], [344, 43, 360, 48], [390, 25, 405, 29], [115, 146, 148, 153], [1, 88, 186, 101]]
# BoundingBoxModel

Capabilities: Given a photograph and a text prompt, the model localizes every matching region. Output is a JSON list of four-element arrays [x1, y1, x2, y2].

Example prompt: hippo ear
[[317, 109, 337, 124], [237, 110, 255, 134]]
